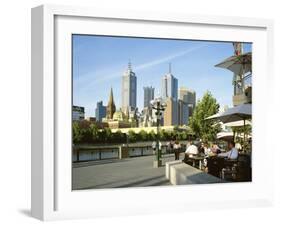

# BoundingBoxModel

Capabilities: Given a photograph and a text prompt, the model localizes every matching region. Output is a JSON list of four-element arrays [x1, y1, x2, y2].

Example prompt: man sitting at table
[[185, 141, 199, 156], [218, 141, 238, 160], [183, 141, 199, 164]]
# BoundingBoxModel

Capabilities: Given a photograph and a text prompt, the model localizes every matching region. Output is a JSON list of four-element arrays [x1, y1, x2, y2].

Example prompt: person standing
[[170, 138, 175, 154], [173, 140, 181, 160]]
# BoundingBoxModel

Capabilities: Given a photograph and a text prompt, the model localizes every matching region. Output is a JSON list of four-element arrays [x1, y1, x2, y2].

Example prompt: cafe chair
[[221, 159, 238, 181]]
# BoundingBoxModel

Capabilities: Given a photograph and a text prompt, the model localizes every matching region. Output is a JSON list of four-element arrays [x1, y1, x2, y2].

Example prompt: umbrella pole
[[243, 119, 246, 152], [241, 60, 245, 93]]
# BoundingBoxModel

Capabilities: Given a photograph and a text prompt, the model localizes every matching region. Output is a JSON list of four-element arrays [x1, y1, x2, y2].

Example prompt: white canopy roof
[[215, 52, 252, 75], [206, 103, 252, 123]]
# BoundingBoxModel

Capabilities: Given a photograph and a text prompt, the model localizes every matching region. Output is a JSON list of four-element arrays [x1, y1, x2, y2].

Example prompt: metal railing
[[73, 144, 186, 162]]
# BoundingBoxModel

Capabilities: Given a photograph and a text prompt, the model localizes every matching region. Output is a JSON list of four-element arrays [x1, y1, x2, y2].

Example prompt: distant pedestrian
[[152, 141, 156, 151], [169, 138, 175, 154], [173, 140, 181, 160]]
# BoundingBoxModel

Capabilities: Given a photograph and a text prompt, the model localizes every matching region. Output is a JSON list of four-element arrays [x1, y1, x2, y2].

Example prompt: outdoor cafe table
[[187, 155, 205, 170]]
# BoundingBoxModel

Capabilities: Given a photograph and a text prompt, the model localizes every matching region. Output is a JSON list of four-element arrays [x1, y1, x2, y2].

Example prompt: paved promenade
[[72, 153, 185, 190]]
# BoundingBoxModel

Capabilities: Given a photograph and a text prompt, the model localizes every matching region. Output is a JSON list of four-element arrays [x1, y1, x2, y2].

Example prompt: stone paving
[[72, 153, 185, 190]]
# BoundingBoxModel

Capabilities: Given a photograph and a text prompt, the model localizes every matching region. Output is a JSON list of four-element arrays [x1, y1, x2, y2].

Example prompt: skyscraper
[[72, 106, 85, 121], [161, 64, 178, 101], [163, 97, 178, 126], [143, 86, 155, 108], [162, 64, 178, 125], [106, 88, 116, 119], [121, 62, 137, 112], [179, 87, 196, 118], [95, 101, 106, 122], [178, 99, 189, 125]]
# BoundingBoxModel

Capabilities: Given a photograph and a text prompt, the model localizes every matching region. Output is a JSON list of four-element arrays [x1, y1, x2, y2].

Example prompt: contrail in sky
[[134, 44, 207, 71], [90, 44, 207, 84], [74, 44, 207, 91]]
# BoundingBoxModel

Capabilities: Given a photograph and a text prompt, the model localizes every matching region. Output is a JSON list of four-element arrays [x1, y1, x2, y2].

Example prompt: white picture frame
[[31, 4, 274, 221]]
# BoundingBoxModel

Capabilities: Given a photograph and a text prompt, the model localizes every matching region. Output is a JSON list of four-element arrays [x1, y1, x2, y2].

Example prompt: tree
[[159, 129, 168, 141], [128, 130, 137, 143], [113, 130, 125, 143], [179, 132, 188, 140], [188, 91, 221, 142], [73, 122, 82, 144], [138, 130, 148, 141], [104, 128, 112, 143], [148, 130, 156, 141], [89, 123, 99, 143]]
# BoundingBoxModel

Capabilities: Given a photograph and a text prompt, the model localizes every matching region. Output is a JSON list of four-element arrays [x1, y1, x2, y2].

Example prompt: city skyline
[[73, 35, 252, 117]]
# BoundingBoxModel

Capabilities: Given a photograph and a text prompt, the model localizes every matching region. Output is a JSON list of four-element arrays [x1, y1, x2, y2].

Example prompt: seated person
[[211, 144, 221, 154], [197, 142, 205, 155], [185, 142, 199, 156], [235, 142, 242, 152], [218, 141, 238, 160], [203, 143, 212, 156], [183, 142, 198, 164]]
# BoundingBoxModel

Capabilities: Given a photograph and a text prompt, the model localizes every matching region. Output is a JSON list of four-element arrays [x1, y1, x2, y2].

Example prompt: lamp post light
[[150, 97, 167, 168]]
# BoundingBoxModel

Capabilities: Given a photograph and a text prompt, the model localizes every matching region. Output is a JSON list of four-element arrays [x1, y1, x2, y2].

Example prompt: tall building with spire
[[162, 63, 178, 126], [161, 63, 178, 101], [121, 62, 137, 112], [106, 87, 116, 119]]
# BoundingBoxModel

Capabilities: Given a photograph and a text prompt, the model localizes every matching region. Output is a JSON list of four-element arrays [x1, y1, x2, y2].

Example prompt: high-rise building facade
[[161, 66, 178, 125], [179, 87, 196, 118], [161, 73, 178, 101], [121, 62, 137, 112], [72, 106, 85, 121], [95, 101, 106, 122], [106, 88, 116, 119], [163, 97, 178, 126], [178, 99, 189, 125], [143, 86, 155, 108]]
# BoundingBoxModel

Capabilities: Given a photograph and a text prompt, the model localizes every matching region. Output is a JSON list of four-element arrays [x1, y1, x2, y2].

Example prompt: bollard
[[119, 146, 129, 159]]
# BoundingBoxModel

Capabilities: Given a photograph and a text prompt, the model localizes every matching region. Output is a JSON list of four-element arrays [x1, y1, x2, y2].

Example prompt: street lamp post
[[151, 98, 166, 168]]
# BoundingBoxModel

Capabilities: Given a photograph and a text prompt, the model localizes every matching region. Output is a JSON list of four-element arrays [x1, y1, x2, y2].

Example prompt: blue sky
[[73, 35, 251, 117]]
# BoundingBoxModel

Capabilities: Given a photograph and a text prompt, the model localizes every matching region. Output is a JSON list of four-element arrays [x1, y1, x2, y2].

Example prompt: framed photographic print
[[31, 4, 274, 221]]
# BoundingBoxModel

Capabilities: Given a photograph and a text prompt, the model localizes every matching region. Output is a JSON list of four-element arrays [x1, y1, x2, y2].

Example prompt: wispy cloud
[[75, 44, 207, 92], [134, 44, 207, 71]]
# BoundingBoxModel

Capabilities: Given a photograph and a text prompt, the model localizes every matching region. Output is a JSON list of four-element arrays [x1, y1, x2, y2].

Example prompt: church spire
[[106, 87, 116, 119], [109, 87, 114, 104]]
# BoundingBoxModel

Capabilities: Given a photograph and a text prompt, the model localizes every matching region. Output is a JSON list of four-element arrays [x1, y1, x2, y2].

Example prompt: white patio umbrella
[[206, 103, 252, 150], [223, 120, 251, 127], [215, 52, 252, 92], [215, 52, 252, 75], [206, 103, 251, 123], [217, 131, 244, 141], [217, 132, 235, 141]]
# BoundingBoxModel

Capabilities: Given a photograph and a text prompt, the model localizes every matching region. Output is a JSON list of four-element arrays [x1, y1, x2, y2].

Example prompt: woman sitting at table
[[211, 144, 221, 154], [203, 142, 212, 156]]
